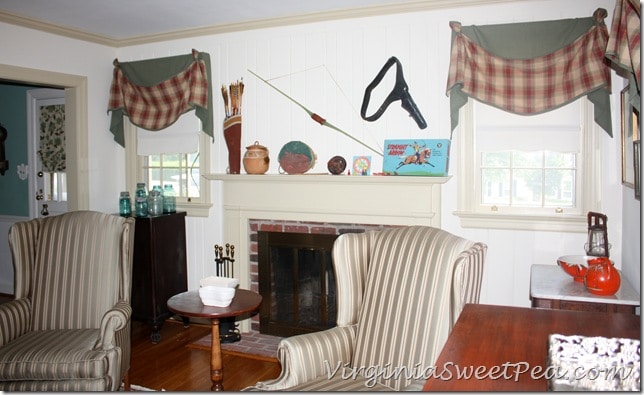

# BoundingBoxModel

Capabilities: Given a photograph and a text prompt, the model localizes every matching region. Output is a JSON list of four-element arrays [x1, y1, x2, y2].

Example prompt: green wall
[[0, 85, 31, 217]]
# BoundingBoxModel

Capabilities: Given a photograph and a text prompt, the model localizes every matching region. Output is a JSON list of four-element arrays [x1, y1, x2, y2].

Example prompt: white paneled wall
[[114, 0, 629, 307], [0, 0, 631, 304]]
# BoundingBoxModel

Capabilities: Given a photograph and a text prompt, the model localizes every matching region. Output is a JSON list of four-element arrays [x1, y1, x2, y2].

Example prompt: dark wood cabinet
[[131, 211, 188, 343]]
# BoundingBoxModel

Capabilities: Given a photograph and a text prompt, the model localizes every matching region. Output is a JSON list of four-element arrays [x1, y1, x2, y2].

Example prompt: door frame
[[0, 63, 89, 213]]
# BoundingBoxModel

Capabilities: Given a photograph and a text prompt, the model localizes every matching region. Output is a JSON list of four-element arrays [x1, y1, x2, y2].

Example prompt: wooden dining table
[[423, 303, 640, 391]]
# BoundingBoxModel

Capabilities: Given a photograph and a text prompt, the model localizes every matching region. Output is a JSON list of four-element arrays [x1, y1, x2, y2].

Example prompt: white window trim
[[453, 99, 601, 233], [125, 121, 212, 217]]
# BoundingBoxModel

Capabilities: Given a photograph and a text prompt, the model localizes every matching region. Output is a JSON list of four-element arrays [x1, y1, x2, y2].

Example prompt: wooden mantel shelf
[[203, 173, 451, 185], [203, 173, 450, 227]]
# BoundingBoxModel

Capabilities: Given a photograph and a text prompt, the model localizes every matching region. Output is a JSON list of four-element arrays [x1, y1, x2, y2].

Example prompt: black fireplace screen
[[258, 231, 338, 337]]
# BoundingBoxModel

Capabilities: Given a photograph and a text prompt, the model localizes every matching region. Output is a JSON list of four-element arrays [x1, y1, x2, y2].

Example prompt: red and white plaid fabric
[[446, 18, 611, 114], [606, 0, 640, 89], [108, 58, 209, 131]]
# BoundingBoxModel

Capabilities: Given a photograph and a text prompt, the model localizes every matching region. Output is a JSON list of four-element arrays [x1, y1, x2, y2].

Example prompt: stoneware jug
[[243, 141, 270, 174], [584, 256, 621, 296]]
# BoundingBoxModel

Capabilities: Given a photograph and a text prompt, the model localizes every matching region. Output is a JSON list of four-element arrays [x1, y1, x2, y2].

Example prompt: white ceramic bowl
[[199, 285, 236, 307], [199, 276, 239, 288]]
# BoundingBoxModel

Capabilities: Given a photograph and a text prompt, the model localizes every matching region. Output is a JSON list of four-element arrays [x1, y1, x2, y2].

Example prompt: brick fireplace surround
[[204, 173, 449, 332], [247, 219, 393, 332]]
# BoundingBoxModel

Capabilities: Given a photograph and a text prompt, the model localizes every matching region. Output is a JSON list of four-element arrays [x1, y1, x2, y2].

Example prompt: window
[[143, 152, 200, 201], [480, 151, 577, 209], [125, 120, 212, 217], [454, 99, 601, 232]]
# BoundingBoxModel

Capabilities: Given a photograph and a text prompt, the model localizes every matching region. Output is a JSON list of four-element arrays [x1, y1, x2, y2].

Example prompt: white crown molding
[[0, 0, 527, 47]]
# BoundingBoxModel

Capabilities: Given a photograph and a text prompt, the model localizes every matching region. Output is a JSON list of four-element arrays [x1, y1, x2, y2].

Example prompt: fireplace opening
[[258, 231, 339, 337]]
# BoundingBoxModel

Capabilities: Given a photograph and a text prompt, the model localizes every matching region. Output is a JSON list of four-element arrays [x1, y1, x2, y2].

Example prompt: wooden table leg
[[210, 318, 223, 391]]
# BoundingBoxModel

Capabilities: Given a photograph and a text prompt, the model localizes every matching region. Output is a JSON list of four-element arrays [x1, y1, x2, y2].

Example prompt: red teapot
[[584, 257, 621, 296]]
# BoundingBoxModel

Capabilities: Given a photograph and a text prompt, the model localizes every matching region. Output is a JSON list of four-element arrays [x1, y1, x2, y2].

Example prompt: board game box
[[382, 139, 450, 176]]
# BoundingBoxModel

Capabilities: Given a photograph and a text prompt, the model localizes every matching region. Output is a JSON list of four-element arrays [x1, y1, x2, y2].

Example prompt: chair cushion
[[0, 329, 109, 381]]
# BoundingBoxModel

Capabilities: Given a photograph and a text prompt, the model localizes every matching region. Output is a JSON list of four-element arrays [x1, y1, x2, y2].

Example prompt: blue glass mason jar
[[134, 182, 148, 217], [118, 191, 131, 217], [148, 189, 163, 216], [163, 184, 176, 213]]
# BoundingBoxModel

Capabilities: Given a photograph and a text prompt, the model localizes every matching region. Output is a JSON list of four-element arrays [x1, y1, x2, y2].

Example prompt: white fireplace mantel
[[204, 173, 449, 331], [204, 173, 449, 276]]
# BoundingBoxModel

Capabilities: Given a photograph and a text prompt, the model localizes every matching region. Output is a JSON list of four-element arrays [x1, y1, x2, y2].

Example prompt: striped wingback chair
[[251, 225, 486, 391], [0, 211, 135, 391]]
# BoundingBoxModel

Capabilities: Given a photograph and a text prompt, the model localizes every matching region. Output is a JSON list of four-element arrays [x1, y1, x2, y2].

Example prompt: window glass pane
[[164, 153, 181, 166], [163, 167, 181, 194], [148, 155, 161, 167], [512, 151, 542, 168], [544, 169, 575, 207], [482, 152, 510, 167], [148, 168, 161, 189], [545, 151, 575, 168], [512, 169, 543, 206], [481, 168, 510, 205], [187, 167, 200, 198]]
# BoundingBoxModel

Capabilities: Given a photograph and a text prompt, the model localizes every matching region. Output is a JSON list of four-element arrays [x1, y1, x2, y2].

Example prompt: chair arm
[[251, 325, 357, 390], [0, 298, 31, 347], [94, 300, 132, 350]]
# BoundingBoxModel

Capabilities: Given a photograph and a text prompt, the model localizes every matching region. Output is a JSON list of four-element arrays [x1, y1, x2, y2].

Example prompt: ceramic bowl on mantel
[[556, 255, 596, 282]]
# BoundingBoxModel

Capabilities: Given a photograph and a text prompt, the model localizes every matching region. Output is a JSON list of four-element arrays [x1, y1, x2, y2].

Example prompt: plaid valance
[[108, 49, 213, 147], [606, 0, 640, 99], [447, 9, 612, 137]]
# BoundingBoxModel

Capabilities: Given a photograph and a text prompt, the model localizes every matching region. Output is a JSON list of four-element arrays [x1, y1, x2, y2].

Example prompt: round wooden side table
[[167, 289, 262, 391]]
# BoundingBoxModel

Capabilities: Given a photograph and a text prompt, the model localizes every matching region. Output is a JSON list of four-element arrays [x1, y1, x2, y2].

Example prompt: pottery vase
[[243, 141, 270, 174]]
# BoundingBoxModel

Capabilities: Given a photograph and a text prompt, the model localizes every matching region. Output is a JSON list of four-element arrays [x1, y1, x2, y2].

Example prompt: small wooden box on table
[[530, 264, 639, 314]]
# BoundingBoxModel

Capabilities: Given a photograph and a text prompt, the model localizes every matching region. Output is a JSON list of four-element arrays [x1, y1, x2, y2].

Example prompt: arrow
[[248, 69, 383, 157]]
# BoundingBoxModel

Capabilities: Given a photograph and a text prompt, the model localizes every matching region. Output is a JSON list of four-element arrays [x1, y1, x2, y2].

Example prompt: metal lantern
[[584, 212, 610, 257]]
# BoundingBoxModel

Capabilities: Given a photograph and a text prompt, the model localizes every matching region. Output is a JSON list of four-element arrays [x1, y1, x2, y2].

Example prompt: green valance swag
[[447, 8, 612, 137], [108, 49, 214, 147]]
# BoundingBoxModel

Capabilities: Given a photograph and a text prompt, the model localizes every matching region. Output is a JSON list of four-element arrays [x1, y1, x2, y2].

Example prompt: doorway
[[0, 64, 88, 295], [0, 64, 88, 212]]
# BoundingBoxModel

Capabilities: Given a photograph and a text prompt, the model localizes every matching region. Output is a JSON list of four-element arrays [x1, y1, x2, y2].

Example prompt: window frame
[[454, 99, 601, 232], [125, 121, 212, 217]]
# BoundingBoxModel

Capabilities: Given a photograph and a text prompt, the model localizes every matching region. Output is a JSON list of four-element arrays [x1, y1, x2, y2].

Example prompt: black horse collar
[[360, 56, 427, 129]]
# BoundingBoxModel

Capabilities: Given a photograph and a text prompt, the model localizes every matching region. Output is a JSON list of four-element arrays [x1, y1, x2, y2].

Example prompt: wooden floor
[[129, 318, 282, 391]]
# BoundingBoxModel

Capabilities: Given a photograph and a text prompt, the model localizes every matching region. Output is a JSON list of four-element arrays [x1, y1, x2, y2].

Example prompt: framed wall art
[[621, 85, 639, 188], [634, 140, 640, 200]]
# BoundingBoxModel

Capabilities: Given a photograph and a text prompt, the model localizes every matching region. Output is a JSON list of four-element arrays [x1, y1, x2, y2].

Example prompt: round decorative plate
[[278, 141, 316, 174]]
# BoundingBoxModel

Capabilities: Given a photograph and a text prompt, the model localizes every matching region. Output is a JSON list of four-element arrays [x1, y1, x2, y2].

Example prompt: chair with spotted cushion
[[0, 211, 135, 391], [250, 225, 486, 391]]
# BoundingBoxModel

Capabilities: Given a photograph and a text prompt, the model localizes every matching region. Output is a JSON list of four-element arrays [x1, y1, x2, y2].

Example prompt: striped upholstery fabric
[[251, 226, 486, 391], [0, 211, 135, 391]]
